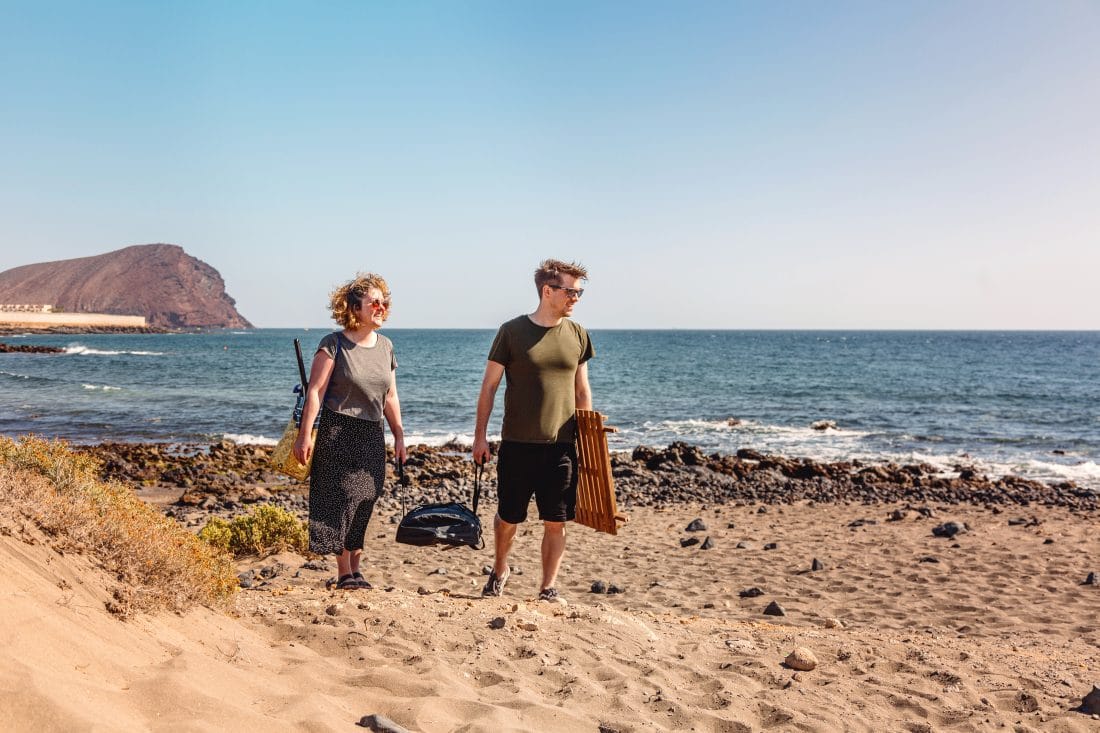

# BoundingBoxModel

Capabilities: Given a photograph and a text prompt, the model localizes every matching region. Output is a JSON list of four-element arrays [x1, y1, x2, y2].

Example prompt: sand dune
[[3, 500, 1099, 731]]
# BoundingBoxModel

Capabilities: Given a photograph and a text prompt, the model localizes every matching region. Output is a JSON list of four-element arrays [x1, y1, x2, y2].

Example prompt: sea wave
[[223, 433, 278, 446], [64, 345, 165, 356], [82, 384, 122, 391]]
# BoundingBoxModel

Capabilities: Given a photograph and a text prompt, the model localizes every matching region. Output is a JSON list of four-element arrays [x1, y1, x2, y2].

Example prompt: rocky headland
[[0, 243, 251, 329]]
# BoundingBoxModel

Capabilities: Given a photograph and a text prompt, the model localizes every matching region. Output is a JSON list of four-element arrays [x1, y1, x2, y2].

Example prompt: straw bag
[[269, 337, 339, 481], [395, 462, 485, 550], [270, 407, 314, 481]]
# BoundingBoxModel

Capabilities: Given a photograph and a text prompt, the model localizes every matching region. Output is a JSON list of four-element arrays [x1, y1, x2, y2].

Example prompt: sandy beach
[[3, 438, 1099, 732]]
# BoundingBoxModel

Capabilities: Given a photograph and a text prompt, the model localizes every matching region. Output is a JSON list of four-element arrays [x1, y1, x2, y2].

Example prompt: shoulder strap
[[472, 462, 482, 515]]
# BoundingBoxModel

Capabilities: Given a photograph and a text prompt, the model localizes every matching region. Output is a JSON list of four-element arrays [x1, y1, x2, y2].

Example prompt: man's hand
[[472, 437, 492, 466]]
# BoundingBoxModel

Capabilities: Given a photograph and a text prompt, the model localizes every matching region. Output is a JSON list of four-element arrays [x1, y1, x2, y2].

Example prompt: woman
[[293, 273, 406, 590]]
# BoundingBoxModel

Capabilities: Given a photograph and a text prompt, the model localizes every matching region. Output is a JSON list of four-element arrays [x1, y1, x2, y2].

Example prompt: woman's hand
[[393, 434, 407, 465], [292, 431, 312, 465]]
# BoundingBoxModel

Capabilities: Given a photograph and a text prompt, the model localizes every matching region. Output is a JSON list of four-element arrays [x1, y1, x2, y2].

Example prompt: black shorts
[[496, 441, 578, 524]]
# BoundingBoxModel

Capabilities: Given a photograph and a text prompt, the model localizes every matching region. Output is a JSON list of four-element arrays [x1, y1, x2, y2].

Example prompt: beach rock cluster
[[79, 438, 1099, 524], [0, 342, 63, 353]]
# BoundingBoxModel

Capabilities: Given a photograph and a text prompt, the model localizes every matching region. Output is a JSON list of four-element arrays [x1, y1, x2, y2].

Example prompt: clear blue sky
[[2, 1, 1097, 328]]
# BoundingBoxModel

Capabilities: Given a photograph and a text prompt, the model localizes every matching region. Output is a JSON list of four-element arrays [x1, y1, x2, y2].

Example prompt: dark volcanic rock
[[932, 521, 967, 538], [0, 244, 251, 328], [0, 342, 63, 353], [739, 587, 764, 598], [591, 580, 608, 594], [680, 537, 700, 548], [685, 518, 707, 532], [700, 536, 715, 550], [763, 601, 786, 616]]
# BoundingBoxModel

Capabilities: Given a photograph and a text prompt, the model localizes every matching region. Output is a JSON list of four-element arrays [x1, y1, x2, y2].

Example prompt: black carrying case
[[395, 462, 484, 550]]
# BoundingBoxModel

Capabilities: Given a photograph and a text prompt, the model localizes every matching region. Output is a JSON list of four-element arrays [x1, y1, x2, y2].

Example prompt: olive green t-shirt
[[488, 315, 595, 444]]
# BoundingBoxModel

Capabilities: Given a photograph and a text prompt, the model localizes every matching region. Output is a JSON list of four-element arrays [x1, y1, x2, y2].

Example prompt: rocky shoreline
[[76, 440, 1100, 528], [0, 326, 169, 336]]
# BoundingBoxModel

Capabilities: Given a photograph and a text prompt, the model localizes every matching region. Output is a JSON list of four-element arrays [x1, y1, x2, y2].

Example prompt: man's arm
[[473, 360, 505, 464], [574, 361, 592, 411]]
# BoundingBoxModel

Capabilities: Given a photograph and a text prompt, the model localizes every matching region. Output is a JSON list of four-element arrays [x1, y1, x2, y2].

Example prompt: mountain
[[0, 244, 251, 329]]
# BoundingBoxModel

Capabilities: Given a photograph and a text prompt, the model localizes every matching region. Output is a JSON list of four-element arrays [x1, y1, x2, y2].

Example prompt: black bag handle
[[396, 457, 483, 517]]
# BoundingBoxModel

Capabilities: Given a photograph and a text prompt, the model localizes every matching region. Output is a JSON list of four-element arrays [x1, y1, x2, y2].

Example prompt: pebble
[[591, 580, 608, 594], [488, 617, 506, 630], [932, 521, 967, 538], [416, 586, 432, 596], [357, 713, 411, 733], [1014, 692, 1039, 713], [1043, 538, 1054, 545], [680, 537, 700, 548], [700, 536, 715, 550], [887, 509, 911, 521], [739, 587, 764, 598], [325, 604, 343, 616], [785, 647, 818, 671], [763, 601, 786, 616], [428, 567, 447, 576], [735, 541, 750, 549], [919, 556, 940, 564], [1084, 572, 1098, 586], [764, 542, 777, 550], [517, 619, 539, 631], [607, 584, 626, 594], [824, 618, 843, 629], [811, 558, 824, 571], [685, 518, 707, 532]]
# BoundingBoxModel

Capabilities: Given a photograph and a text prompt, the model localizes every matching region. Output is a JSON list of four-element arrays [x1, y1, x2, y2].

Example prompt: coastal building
[[0, 304, 55, 313]]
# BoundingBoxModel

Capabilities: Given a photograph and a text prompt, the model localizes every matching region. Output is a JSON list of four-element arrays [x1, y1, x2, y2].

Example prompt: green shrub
[[198, 504, 308, 557]]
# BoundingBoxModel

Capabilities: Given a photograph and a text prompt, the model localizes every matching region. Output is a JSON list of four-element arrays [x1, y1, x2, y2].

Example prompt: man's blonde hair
[[534, 259, 588, 298], [328, 273, 391, 329]]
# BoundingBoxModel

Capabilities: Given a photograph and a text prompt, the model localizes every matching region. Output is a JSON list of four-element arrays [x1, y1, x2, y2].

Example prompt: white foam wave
[[64, 345, 164, 356], [229, 331, 251, 335], [82, 384, 122, 391], [388, 432, 487, 448], [223, 433, 278, 446], [0, 370, 30, 379]]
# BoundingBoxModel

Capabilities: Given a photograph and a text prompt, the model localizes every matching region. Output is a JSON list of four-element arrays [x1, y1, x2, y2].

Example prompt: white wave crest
[[64, 345, 164, 356], [223, 433, 278, 446], [388, 432, 487, 448], [82, 384, 122, 391]]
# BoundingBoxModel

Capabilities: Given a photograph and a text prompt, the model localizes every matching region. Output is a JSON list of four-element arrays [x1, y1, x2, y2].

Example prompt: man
[[473, 259, 594, 602]]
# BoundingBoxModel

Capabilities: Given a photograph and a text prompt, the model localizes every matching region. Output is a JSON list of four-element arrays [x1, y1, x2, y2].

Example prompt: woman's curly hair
[[328, 273, 391, 329]]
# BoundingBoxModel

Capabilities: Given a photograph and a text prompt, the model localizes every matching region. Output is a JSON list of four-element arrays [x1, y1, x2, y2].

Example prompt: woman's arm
[[383, 373, 406, 464], [293, 350, 335, 464]]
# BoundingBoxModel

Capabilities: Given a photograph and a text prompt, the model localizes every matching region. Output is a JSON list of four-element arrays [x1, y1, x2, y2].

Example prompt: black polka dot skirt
[[308, 407, 387, 555]]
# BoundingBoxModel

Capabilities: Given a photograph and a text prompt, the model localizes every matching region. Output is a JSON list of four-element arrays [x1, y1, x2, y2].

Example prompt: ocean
[[1, 329, 1098, 488]]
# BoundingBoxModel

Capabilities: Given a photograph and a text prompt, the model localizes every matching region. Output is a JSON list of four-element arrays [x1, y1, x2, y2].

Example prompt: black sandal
[[336, 574, 360, 590], [352, 572, 372, 590]]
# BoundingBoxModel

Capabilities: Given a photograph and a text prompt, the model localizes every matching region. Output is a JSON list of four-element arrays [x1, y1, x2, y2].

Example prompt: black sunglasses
[[548, 284, 584, 298]]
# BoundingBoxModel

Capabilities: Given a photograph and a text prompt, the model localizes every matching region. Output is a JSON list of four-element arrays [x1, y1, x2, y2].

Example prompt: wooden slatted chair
[[574, 409, 629, 535]]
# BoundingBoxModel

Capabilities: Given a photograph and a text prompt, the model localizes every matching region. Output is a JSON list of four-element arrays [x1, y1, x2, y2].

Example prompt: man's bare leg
[[492, 513, 517, 579], [540, 521, 566, 590]]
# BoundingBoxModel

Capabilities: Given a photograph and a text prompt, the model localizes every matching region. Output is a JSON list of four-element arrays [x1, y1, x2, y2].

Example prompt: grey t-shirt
[[317, 331, 397, 421]]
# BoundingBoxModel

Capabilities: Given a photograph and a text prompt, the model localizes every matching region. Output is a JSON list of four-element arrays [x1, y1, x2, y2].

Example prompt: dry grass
[[198, 504, 309, 557], [0, 435, 238, 618]]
